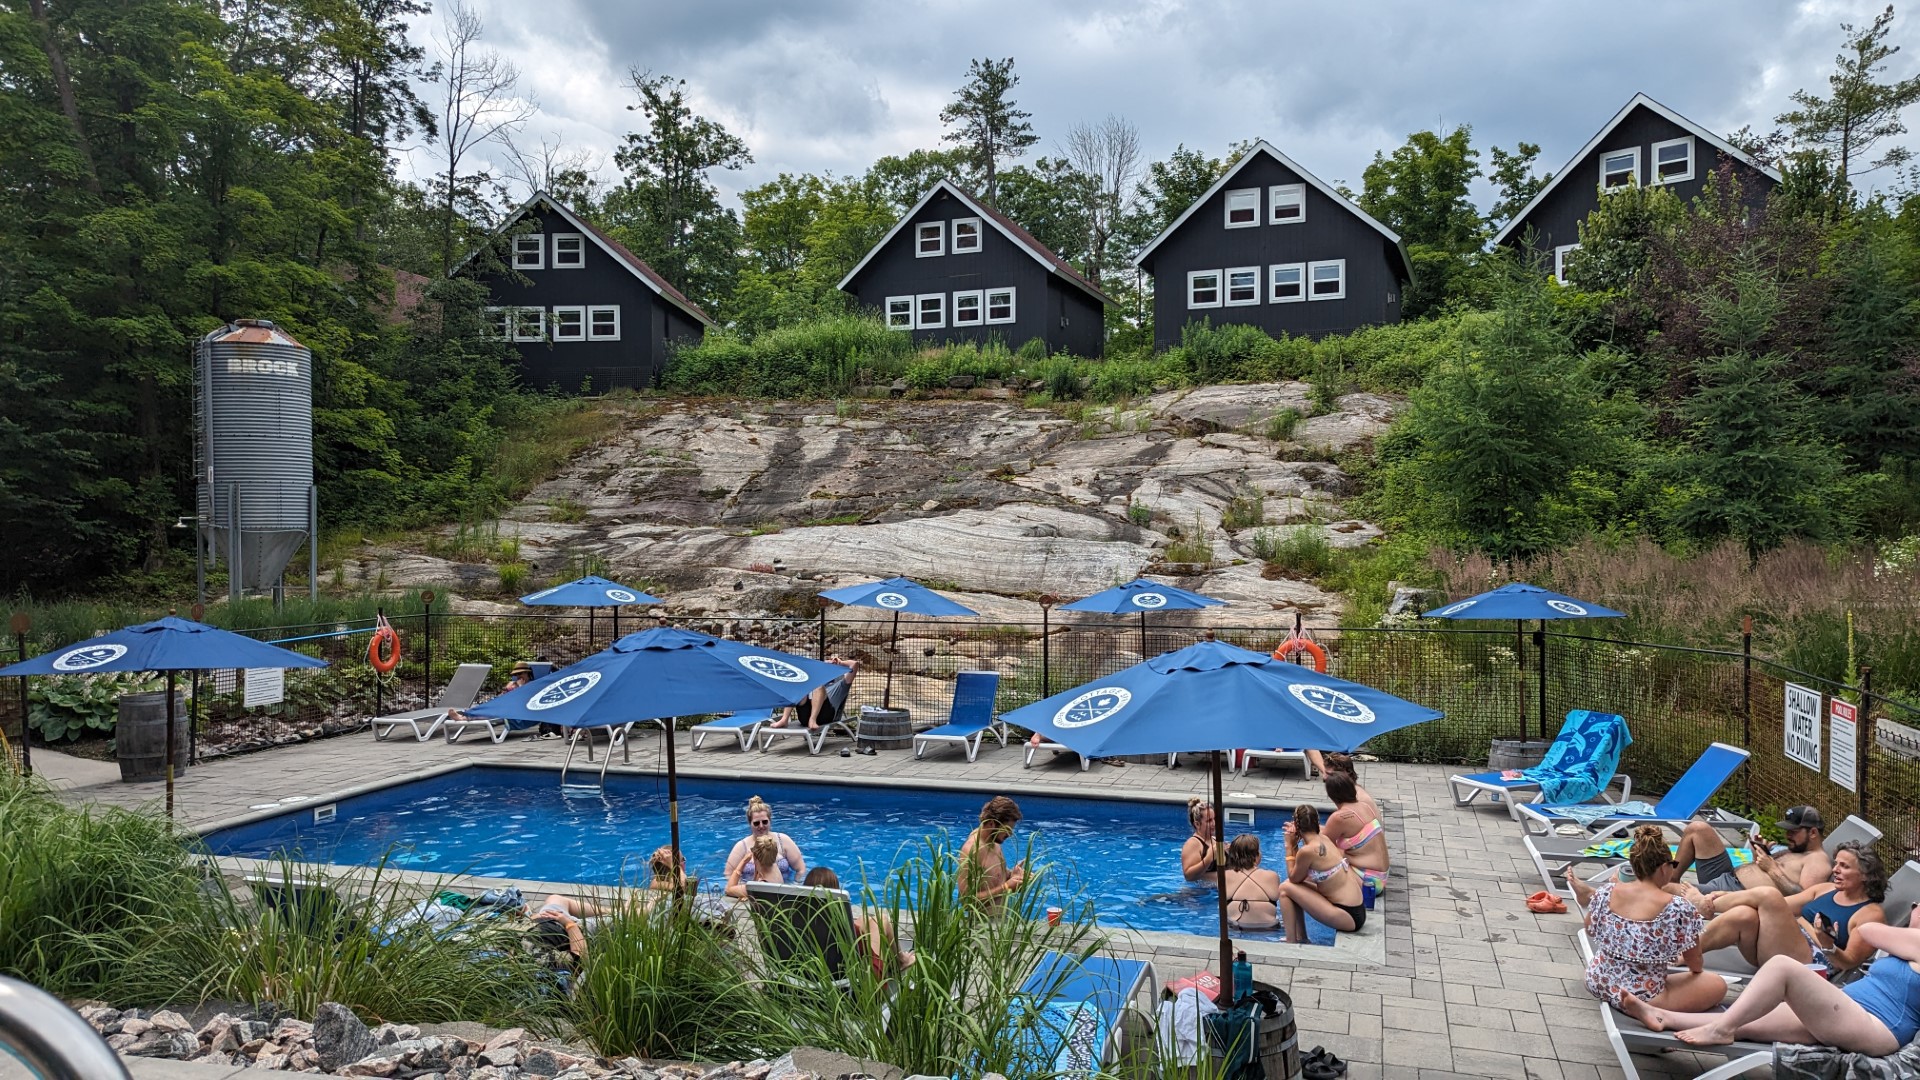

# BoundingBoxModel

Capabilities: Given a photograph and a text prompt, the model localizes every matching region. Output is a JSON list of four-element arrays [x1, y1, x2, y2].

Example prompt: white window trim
[[551, 233, 585, 269], [512, 233, 545, 270], [1268, 263, 1306, 304], [483, 306, 510, 340], [550, 305, 586, 341], [1599, 146, 1640, 191], [1553, 244, 1580, 286], [510, 306, 545, 342], [1269, 184, 1306, 225], [915, 222, 945, 258], [1223, 188, 1259, 229], [984, 287, 1016, 325], [1224, 266, 1261, 307], [952, 289, 984, 325], [951, 217, 983, 254], [915, 292, 945, 329], [1307, 259, 1347, 302], [1650, 136, 1695, 185], [1187, 269, 1223, 309], [586, 305, 620, 342], [885, 296, 914, 330]]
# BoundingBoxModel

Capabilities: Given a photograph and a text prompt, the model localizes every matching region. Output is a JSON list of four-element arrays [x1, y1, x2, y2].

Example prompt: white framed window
[[985, 287, 1016, 324], [951, 217, 982, 253], [1553, 244, 1580, 286], [1307, 260, 1346, 301], [1223, 188, 1259, 228], [483, 306, 512, 339], [952, 290, 983, 325], [1599, 147, 1639, 190], [586, 305, 620, 341], [885, 296, 914, 330], [1269, 184, 1306, 224], [1187, 269, 1223, 308], [1269, 263, 1306, 303], [550, 306, 586, 341], [1651, 136, 1694, 185], [915, 293, 945, 329], [1225, 266, 1261, 306], [512, 233, 545, 270], [551, 233, 585, 269], [915, 222, 944, 257], [510, 306, 545, 341]]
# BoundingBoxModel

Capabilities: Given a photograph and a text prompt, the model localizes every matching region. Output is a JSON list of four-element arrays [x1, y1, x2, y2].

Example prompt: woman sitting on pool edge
[[1279, 803, 1368, 941], [723, 795, 806, 891], [1222, 835, 1285, 930], [1321, 768, 1388, 897]]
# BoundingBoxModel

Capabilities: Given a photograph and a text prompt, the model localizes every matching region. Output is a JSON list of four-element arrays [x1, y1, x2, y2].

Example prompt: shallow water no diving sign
[[1784, 682, 1822, 770]]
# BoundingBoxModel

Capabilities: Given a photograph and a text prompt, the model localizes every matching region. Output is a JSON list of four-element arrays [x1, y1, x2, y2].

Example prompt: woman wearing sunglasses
[[1584, 825, 1728, 1016]]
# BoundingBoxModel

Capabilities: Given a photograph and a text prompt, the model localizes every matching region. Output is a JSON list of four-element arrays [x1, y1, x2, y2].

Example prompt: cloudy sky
[[406, 0, 1919, 215]]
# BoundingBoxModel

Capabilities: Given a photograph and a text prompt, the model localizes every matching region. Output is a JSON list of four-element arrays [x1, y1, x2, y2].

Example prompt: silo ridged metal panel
[[193, 321, 315, 590]]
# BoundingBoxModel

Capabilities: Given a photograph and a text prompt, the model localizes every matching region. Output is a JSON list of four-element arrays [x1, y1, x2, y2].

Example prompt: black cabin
[[839, 180, 1111, 357], [461, 193, 713, 391], [1492, 93, 1781, 281], [1134, 141, 1412, 350]]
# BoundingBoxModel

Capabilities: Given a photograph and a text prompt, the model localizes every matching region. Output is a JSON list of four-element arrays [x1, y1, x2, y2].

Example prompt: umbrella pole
[[1212, 749, 1233, 1003], [612, 605, 619, 640], [1515, 620, 1526, 742], [666, 715, 684, 896], [588, 607, 595, 651], [164, 670, 177, 819], [883, 610, 899, 709], [1537, 620, 1549, 741], [1140, 612, 1148, 659]]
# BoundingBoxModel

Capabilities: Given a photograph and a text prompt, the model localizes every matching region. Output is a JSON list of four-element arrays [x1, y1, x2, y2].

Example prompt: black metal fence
[[7, 608, 1917, 861]]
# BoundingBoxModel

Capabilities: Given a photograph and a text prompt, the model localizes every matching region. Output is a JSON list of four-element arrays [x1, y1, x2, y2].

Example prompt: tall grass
[[572, 894, 770, 1061]]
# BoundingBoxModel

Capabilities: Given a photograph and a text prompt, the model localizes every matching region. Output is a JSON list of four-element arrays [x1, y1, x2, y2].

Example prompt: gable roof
[[455, 192, 715, 327], [1133, 140, 1412, 281], [1490, 93, 1785, 246], [836, 180, 1114, 306]]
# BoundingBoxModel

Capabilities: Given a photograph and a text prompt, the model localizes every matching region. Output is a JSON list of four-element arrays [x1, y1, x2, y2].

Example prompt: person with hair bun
[[723, 795, 806, 892], [1583, 825, 1726, 1014], [960, 795, 1027, 910], [1322, 753, 1379, 820], [1181, 798, 1220, 882], [1278, 804, 1368, 940], [1321, 769, 1389, 896]]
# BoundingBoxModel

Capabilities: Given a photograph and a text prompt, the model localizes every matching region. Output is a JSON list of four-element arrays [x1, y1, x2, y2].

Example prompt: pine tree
[[1777, 4, 1920, 192], [938, 58, 1036, 203]]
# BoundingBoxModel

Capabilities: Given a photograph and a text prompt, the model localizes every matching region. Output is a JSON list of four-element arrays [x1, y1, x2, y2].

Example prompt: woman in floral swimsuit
[[1584, 826, 1728, 1013]]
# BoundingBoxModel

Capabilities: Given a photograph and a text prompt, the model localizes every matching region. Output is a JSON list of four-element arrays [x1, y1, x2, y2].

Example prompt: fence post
[[373, 611, 383, 736], [1858, 666, 1873, 821], [1040, 597, 1055, 698], [816, 605, 826, 660], [421, 591, 434, 705], [12, 623, 30, 777], [1741, 616, 1753, 806]]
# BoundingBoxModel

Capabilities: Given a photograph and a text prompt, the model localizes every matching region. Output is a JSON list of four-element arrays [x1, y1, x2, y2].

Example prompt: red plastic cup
[[1046, 906, 1063, 926]]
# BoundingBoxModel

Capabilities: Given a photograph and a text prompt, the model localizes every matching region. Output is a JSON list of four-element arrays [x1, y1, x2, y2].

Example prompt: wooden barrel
[[1487, 737, 1553, 772], [1252, 982, 1301, 1080], [856, 707, 913, 751], [116, 690, 189, 783]]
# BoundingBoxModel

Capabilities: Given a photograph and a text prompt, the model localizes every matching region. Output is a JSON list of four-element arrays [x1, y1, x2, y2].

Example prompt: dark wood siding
[[1502, 104, 1777, 269], [475, 206, 681, 391], [842, 187, 1104, 356], [1140, 151, 1405, 350]]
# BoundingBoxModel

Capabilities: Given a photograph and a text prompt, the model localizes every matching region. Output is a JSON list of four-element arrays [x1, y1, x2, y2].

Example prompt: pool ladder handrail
[[558, 721, 636, 789], [0, 974, 132, 1079]]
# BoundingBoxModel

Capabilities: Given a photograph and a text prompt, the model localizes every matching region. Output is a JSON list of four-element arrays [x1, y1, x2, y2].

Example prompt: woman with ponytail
[[1583, 825, 1727, 1014]]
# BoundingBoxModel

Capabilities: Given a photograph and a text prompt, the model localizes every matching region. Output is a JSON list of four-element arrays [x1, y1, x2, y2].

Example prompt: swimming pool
[[201, 766, 1338, 942]]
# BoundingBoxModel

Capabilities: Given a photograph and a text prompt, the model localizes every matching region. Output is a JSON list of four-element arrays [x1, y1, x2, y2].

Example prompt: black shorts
[[1694, 850, 1744, 894], [1333, 901, 1367, 933]]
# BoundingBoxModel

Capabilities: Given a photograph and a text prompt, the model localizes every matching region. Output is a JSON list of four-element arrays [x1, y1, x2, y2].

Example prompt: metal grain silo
[[193, 320, 318, 601]]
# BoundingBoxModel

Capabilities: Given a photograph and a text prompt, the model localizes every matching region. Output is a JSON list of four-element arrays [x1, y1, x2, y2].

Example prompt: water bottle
[[1232, 950, 1253, 999], [1363, 879, 1377, 910]]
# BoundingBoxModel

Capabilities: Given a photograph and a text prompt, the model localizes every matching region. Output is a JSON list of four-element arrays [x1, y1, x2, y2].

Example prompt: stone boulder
[[314, 1001, 380, 1071]]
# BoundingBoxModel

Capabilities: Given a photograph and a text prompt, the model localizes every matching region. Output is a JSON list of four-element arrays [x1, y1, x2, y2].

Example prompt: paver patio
[[50, 729, 1744, 1080]]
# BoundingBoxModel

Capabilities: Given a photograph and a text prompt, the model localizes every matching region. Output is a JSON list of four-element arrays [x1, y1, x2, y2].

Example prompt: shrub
[[28, 672, 160, 742], [497, 562, 529, 593], [1164, 515, 1215, 565], [663, 316, 917, 399], [1221, 491, 1266, 531], [1254, 525, 1334, 577], [1265, 407, 1303, 442], [572, 894, 770, 1060]]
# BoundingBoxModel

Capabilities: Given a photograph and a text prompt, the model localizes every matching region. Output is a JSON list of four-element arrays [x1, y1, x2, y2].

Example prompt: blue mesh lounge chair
[[690, 708, 776, 752], [1005, 950, 1157, 1073], [913, 672, 1007, 762], [1516, 742, 1750, 838], [1450, 710, 1634, 819]]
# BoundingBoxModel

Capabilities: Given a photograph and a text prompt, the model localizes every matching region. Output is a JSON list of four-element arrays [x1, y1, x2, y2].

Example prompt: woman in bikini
[[1278, 804, 1368, 941], [1222, 834, 1285, 930], [1181, 798, 1220, 882], [1323, 753, 1378, 818], [1320, 769, 1388, 896]]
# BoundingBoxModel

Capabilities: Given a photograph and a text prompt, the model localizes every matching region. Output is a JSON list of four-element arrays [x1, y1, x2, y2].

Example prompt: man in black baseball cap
[[1673, 804, 1829, 897]]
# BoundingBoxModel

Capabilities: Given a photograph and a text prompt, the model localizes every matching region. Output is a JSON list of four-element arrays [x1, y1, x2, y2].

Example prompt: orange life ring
[[1272, 636, 1328, 673], [367, 624, 401, 674]]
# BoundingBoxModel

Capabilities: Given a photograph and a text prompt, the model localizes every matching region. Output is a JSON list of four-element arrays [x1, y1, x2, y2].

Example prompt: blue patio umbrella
[[819, 577, 980, 707], [520, 575, 662, 649], [0, 616, 328, 815], [1425, 583, 1624, 741], [1002, 639, 1442, 1002], [466, 626, 849, 874], [1059, 578, 1226, 658]]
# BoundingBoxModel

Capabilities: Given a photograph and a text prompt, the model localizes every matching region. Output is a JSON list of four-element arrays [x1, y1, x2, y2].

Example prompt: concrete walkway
[[48, 729, 1738, 1080]]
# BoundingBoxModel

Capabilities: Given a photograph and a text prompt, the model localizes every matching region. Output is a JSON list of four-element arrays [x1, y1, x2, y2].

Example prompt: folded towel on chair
[[1519, 710, 1632, 804], [1557, 800, 1660, 827]]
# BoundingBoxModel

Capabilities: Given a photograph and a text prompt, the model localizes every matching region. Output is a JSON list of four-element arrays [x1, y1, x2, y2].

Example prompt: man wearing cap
[[1673, 805, 1830, 896]]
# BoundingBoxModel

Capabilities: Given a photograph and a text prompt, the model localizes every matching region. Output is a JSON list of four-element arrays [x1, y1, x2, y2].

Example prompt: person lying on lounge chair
[[446, 662, 546, 733], [1673, 805, 1829, 896], [768, 654, 859, 732], [524, 893, 605, 965], [1693, 841, 1889, 974]]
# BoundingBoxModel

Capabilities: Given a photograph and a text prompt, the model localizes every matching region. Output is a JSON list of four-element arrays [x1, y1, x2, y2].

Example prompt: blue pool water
[[202, 766, 1337, 943]]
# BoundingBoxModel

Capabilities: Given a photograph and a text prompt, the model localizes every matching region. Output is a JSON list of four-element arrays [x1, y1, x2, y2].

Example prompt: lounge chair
[[1236, 748, 1311, 779], [759, 678, 855, 756], [1450, 710, 1633, 818], [1516, 742, 1751, 838], [690, 709, 776, 752], [370, 662, 491, 742], [1524, 814, 1756, 895], [743, 880, 863, 992], [1575, 928, 1773, 1080], [1695, 849, 1916, 984], [1007, 950, 1157, 1072], [913, 671, 1007, 762], [1023, 738, 1089, 771]]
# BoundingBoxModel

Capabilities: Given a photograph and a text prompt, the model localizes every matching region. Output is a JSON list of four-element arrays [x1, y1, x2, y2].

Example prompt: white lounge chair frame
[[1451, 771, 1633, 820], [690, 710, 774, 752], [1576, 928, 1772, 1080], [912, 672, 1007, 762], [1023, 738, 1089, 771], [371, 662, 491, 742], [1236, 748, 1311, 780]]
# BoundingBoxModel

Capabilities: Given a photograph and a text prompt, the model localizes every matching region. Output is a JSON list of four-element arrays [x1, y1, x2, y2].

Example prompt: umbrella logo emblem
[[1546, 599, 1588, 616], [739, 655, 809, 683], [605, 589, 638, 603], [874, 592, 910, 610], [1054, 686, 1133, 728], [1434, 599, 1479, 617], [1131, 593, 1168, 609], [52, 644, 129, 671], [1287, 683, 1376, 725], [528, 671, 601, 710]]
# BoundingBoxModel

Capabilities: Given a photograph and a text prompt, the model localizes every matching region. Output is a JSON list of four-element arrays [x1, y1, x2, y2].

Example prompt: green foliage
[[1265, 407, 1303, 441], [1221, 490, 1266, 530], [1164, 515, 1215, 564], [993, 157, 1095, 266], [664, 315, 918, 398], [496, 562, 529, 593], [1360, 125, 1487, 315], [1253, 526, 1334, 577], [1486, 141, 1552, 226], [571, 895, 768, 1060], [938, 58, 1037, 202], [1776, 4, 1920, 191], [1565, 183, 1687, 291], [28, 673, 161, 743]]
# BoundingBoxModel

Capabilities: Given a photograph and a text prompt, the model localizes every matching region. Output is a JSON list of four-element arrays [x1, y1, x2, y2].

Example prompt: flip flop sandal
[[1525, 891, 1567, 914], [1304, 1053, 1348, 1078], [1555, 823, 1586, 837]]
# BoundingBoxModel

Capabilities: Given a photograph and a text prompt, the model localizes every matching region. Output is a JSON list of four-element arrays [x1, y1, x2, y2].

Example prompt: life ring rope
[[1272, 635, 1328, 673], [367, 616, 401, 675]]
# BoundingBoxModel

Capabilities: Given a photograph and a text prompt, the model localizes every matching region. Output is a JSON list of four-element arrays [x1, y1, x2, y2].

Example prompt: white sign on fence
[[243, 667, 284, 708], [1784, 682, 1823, 770], [1829, 699, 1859, 792]]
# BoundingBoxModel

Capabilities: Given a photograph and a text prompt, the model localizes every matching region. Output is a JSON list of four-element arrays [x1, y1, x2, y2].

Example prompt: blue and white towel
[[1521, 710, 1632, 804], [1558, 799, 1660, 827]]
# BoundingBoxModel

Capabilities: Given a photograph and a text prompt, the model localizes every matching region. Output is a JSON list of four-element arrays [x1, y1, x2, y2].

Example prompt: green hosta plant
[[28, 672, 161, 743]]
